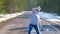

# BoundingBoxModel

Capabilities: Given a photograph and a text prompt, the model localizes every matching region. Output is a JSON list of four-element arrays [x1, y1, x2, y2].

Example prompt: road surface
[[0, 12, 60, 34]]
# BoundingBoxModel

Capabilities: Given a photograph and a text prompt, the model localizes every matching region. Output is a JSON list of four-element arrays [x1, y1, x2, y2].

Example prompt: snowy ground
[[40, 12, 60, 22], [0, 12, 25, 22], [23, 11, 60, 22], [0, 11, 60, 22]]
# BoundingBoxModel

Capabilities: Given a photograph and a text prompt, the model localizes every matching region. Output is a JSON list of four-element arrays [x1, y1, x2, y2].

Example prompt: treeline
[[38, 0, 60, 15], [27, 0, 60, 15], [0, 0, 28, 14], [0, 0, 60, 15]]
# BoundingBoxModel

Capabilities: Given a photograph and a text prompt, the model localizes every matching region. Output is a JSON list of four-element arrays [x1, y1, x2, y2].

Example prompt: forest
[[0, 0, 60, 15]]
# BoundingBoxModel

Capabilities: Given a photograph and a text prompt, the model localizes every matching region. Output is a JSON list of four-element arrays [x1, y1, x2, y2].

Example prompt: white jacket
[[29, 9, 40, 25]]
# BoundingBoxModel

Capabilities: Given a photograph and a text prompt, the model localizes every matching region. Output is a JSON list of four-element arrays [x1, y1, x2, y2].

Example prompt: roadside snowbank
[[0, 12, 25, 22], [40, 12, 60, 22]]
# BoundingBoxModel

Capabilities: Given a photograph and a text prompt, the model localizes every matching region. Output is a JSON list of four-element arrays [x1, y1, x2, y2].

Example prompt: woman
[[28, 6, 41, 34]]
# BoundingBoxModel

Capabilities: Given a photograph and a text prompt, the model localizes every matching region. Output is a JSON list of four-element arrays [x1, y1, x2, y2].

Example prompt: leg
[[34, 25, 40, 34], [28, 24, 33, 34]]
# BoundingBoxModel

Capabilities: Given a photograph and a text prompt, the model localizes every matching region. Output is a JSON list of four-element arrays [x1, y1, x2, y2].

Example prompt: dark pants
[[28, 24, 40, 34]]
